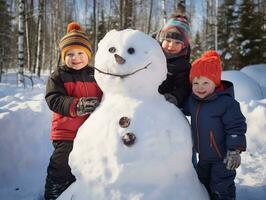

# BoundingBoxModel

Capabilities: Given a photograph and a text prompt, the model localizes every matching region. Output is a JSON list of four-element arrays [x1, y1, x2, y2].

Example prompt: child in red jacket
[[44, 22, 102, 200]]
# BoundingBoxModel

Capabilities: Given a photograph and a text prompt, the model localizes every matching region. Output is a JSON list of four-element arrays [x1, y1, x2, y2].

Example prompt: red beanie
[[190, 50, 222, 86]]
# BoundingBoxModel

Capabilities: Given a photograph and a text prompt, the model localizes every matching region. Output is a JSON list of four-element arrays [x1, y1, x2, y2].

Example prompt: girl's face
[[192, 76, 216, 99], [161, 39, 184, 54], [65, 48, 89, 70]]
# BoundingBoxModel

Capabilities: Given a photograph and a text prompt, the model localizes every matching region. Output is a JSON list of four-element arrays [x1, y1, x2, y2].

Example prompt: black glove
[[76, 97, 99, 116], [223, 149, 241, 170], [164, 93, 178, 105]]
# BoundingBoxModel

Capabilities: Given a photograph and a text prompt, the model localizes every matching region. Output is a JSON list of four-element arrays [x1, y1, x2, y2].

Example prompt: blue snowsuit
[[184, 80, 247, 200]]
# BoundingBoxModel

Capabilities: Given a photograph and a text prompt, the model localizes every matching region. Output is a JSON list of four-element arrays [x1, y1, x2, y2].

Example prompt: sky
[[0, 27, 266, 200]]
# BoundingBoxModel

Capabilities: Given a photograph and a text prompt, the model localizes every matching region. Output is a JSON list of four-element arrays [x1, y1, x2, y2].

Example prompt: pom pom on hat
[[190, 50, 222, 86], [202, 50, 220, 58], [59, 22, 92, 63], [67, 22, 81, 33]]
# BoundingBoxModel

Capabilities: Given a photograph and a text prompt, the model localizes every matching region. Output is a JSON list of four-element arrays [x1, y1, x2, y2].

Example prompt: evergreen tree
[[239, 0, 262, 67], [217, 0, 240, 70], [191, 31, 203, 62], [0, 0, 14, 74]]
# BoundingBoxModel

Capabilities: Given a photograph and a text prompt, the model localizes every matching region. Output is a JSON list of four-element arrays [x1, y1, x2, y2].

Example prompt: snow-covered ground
[[0, 64, 266, 200]]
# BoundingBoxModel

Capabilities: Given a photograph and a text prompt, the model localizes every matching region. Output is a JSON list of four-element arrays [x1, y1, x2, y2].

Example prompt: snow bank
[[222, 64, 266, 102], [0, 76, 52, 199]]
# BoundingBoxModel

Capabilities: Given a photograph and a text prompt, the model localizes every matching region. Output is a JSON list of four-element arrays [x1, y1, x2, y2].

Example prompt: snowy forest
[[0, 0, 265, 85], [1, 1, 266, 199]]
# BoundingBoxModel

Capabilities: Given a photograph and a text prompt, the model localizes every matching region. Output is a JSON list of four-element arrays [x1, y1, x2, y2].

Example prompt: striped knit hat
[[157, 15, 190, 48], [59, 22, 92, 63]]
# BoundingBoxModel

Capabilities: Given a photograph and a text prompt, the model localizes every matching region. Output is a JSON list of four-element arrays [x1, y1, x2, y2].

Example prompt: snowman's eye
[[108, 47, 116, 53], [127, 47, 135, 54]]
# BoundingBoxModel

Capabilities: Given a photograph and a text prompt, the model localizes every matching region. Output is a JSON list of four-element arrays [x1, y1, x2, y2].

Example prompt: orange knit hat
[[190, 50, 222, 86], [59, 22, 92, 63]]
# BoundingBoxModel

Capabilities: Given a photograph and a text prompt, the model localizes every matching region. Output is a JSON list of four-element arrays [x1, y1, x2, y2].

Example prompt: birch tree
[[0, 0, 13, 81], [162, 0, 167, 24], [36, 0, 44, 77], [93, 0, 98, 52], [18, 0, 25, 84], [123, 0, 133, 28], [147, 0, 153, 34]]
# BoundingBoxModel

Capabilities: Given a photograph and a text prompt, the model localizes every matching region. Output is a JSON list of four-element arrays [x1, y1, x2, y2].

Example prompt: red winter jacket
[[45, 65, 102, 141]]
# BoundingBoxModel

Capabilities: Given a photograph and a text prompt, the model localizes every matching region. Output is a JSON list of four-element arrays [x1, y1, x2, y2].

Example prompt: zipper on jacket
[[195, 102, 202, 153], [210, 131, 222, 158]]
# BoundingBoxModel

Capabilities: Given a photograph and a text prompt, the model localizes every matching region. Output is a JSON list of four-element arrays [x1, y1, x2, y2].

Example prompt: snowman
[[58, 29, 209, 200]]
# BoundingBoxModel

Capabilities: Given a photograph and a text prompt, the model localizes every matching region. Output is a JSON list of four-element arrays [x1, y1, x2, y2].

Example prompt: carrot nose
[[114, 54, 126, 64]]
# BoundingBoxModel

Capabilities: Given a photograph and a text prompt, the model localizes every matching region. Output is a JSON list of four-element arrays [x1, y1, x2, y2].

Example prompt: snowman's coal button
[[122, 132, 136, 146], [119, 117, 130, 128]]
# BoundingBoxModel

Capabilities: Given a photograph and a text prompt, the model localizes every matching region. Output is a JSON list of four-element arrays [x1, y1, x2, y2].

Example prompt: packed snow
[[0, 62, 266, 199]]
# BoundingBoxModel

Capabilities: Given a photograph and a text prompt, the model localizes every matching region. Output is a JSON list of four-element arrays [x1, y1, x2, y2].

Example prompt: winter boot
[[44, 176, 75, 200]]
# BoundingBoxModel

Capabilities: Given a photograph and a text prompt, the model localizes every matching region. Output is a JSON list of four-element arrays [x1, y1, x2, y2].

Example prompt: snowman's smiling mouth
[[93, 62, 151, 79]]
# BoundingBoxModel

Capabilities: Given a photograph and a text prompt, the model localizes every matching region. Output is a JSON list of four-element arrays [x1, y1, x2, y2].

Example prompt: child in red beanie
[[44, 22, 102, 200], [184, 50, 247, 200]]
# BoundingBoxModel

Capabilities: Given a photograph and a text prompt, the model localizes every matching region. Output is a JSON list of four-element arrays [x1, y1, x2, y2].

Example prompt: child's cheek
[[161, 42, 168, 50]]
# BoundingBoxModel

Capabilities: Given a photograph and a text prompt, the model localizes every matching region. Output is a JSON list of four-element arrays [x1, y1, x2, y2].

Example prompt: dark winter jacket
[[158, 54, 191, 108], [45, 65, 102, 141], [184, 80, 247, 161]]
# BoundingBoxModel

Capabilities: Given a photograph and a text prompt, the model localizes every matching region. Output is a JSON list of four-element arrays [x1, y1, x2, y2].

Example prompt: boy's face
[[65, 48, 89, 70], [192, 76, 216, 99], [161, 38, 184, 54]]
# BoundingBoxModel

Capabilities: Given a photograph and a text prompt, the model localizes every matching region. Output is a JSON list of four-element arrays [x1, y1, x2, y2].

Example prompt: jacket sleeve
[[171, 59, 191, 108], [182, 97, 191, 116], [171, 62, 191, 108], [45, 71, 78, 117], [158, 72, 176, 95], [222, 98, 247, 151]]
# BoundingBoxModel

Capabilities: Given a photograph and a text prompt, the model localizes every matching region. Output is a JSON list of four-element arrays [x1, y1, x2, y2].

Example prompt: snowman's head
[[94, 29, 167, 97]]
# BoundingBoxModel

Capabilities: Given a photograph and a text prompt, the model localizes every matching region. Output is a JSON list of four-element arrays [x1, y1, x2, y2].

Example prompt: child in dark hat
[[155, 14, 191, 108], [184, 50, 247, 200], [44, 22, 102, 200]]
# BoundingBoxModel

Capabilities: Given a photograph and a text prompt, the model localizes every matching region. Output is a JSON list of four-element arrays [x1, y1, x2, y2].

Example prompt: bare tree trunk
[[41, 0, 46, 72], [53, 1, 59, 68], [147, 0, 154, 34], [161, 0, 167, 24], [84, 0, 89, 27], [176, 0, 186, 15], [0, 48, 3, 82], [29, 0, 34, 72], [18, 0, 25, 84], [119, 0, 124, 29], [49, 10, 54, 73], [93, 0, 98, 52], [25, 2, 31, 72], [123, 0, 133, 28], [36, 0, 44, 77]]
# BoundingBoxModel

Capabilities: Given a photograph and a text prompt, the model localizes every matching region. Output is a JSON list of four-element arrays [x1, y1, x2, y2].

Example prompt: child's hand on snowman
[[223, 149, 241, 170], [164, 93, 178, 105], [76, 97, 99, 116]]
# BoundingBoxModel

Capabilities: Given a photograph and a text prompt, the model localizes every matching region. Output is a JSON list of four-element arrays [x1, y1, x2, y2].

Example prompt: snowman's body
[[58, 29, 209, 200]]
